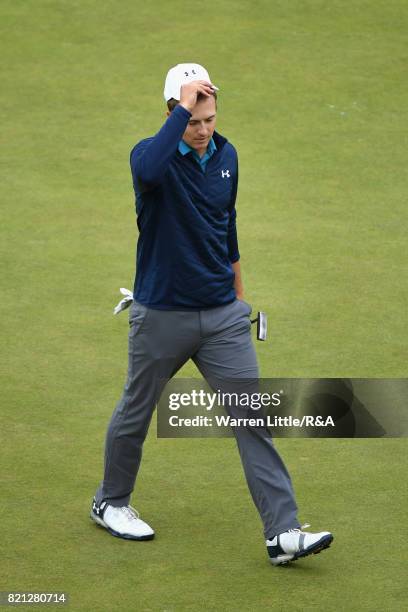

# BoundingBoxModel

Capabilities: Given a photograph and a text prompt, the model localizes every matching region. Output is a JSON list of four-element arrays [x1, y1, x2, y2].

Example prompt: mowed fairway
[[1, 1, 407, 610]]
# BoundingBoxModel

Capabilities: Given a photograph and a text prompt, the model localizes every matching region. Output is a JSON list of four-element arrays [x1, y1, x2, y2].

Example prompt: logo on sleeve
[[221, 169, 230, 178]]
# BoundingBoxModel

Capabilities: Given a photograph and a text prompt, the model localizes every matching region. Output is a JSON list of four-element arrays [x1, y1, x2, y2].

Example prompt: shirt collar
[[178, 137, 217, 158]]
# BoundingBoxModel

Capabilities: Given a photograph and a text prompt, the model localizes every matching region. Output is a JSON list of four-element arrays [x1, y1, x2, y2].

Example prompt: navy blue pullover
[[130, 104, 240, 310]]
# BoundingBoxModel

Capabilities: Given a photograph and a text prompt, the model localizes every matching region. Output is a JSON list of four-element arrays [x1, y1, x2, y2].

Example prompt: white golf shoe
[[266, 525, 333, 566], [90, 498, 154, 541]]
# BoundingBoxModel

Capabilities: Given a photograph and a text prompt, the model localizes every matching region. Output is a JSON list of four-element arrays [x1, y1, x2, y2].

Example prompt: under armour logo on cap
[[164, 63, 219, 102]]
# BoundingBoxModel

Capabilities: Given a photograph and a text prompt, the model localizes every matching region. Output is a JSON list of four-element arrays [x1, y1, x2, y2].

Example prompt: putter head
[[250, 312, 267, 340], [257, 311, 267, 341]]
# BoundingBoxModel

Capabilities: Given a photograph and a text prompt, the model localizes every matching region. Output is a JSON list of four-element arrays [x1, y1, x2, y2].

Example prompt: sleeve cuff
[[174, 104, 192, 118]]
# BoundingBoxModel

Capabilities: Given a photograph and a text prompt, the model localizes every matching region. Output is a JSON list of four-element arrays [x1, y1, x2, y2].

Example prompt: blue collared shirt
[[130, 105, 239, 309], [178, 137, 217, 172]]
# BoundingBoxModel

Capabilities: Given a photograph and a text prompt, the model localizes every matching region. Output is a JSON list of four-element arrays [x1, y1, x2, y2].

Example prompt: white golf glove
[[113, 288, 134, 315]]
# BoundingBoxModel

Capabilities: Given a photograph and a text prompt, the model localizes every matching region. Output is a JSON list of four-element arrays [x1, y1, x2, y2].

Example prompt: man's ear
[[166, 111, 170, 117]]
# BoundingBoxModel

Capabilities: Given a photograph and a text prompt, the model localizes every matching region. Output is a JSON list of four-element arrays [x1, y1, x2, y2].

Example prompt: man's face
[[180, 95, 217, 155]]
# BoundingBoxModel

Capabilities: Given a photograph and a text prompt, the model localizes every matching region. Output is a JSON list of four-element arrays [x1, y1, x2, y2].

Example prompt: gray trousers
[[95, 298, 300, 539]]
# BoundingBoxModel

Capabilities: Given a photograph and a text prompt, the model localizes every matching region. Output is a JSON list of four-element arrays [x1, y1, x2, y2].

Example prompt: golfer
[[90, 63, 333, 565]]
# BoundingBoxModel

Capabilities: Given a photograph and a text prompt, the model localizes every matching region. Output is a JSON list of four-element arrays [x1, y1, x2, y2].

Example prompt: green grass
[[1, 1, 407, 610]]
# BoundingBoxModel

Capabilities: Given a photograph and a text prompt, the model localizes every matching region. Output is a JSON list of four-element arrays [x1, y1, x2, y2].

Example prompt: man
[[90, 63, 333, 566]]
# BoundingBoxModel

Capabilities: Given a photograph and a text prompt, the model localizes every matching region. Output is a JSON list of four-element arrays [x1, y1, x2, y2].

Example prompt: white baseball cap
[[163, 63, 219, 102]]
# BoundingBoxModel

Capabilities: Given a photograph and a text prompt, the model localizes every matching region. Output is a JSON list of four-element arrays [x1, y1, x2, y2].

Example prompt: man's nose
[[197, 122, 207, 134]]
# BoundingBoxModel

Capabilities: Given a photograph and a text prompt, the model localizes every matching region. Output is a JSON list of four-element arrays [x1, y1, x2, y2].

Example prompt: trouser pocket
[[128, 300, 149, 334], [236, 298, 253, 316]]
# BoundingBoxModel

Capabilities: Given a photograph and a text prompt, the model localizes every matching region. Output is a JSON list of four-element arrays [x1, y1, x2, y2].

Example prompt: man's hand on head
[[179, 80, 217, 113]]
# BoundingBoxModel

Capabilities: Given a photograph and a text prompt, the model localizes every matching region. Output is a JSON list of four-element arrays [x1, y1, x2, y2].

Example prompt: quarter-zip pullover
[[130, 104, 240, 310]]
